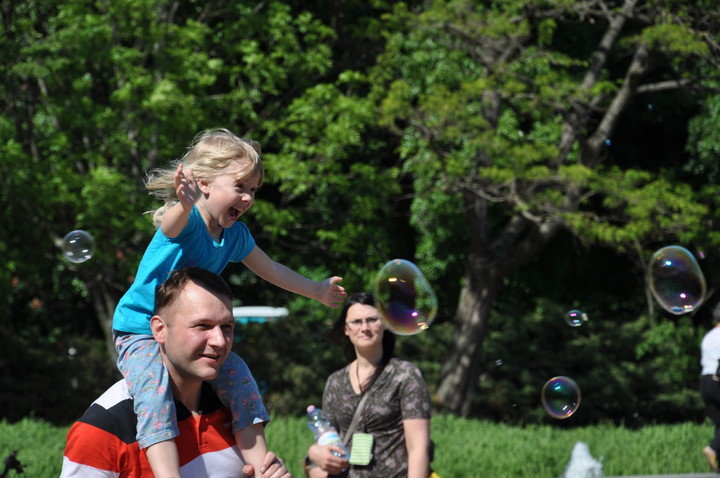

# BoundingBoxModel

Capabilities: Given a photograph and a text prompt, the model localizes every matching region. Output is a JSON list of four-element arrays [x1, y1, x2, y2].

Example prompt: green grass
[[1, 415, 714, 477]]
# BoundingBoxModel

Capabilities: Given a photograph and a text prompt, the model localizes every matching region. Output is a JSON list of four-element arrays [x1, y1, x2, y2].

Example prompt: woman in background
[[306, 292, 431, 478]]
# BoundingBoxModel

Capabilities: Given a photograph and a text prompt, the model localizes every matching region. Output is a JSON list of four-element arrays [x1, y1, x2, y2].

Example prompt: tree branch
[[636, 78, 692, 93], [585, 42, 651, 164], [556, 0, 639, 164]]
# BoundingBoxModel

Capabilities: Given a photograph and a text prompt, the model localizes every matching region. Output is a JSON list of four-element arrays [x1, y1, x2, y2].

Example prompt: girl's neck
[[196, 202, 223, 241]]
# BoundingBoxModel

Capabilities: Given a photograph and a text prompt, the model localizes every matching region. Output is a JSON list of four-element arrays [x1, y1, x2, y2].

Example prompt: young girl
[[112, 128, 346, 478]]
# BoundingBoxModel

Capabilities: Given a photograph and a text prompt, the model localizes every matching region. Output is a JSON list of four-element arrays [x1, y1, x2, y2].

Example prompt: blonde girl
[[113, 128, 346, 478]]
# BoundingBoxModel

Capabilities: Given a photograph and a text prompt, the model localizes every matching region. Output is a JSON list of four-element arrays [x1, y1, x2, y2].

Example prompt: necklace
[[355, 362, 364, 393], [355, 361, 377, 393]]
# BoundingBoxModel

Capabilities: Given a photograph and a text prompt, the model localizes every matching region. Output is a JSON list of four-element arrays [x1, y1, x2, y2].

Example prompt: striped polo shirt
[[60, 380, 247, 477]]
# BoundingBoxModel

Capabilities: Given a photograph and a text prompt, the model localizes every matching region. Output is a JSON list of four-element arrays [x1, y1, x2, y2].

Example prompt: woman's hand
[[308, 443, 349, 475]]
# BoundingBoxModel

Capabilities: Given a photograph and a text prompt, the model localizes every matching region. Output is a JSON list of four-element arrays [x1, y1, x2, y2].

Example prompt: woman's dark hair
[[333, 292, 395, 392]]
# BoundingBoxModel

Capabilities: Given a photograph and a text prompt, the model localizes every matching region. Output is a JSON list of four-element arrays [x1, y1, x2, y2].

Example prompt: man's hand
[[242, 451, 291, 478]]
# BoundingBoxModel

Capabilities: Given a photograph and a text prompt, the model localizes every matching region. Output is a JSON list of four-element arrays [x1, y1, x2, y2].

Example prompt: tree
[[370, 0, 720, 414], [0, 0, 338, 361]]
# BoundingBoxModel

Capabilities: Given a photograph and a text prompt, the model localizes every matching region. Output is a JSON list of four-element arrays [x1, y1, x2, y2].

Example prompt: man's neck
[[169, 377, 203, 413]]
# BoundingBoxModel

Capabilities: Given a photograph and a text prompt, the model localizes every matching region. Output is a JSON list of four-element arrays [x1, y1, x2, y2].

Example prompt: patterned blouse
[[321, 358, 431, 477]]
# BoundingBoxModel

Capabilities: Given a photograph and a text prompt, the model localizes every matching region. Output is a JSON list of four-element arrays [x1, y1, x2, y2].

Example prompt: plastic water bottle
[[306, 405, 350, 459]]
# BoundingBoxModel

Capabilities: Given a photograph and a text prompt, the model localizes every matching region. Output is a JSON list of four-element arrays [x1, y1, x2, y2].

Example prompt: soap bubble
[[565, 310, 588, 327], [541, 376, 581, 419], [62, 230, 95, 263], [374, 259, 437, 336], [648, 245, 706, 315]]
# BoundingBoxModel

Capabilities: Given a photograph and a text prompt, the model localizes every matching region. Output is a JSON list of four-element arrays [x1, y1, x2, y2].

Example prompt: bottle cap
[[307, 405, 316, 413]]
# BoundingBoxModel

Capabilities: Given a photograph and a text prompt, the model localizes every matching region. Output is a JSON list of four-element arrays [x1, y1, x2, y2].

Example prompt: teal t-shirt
[[113, 206, 255, 335]]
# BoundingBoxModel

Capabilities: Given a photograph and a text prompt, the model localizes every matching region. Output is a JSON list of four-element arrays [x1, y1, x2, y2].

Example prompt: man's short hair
[[155, 268, 233, 314]]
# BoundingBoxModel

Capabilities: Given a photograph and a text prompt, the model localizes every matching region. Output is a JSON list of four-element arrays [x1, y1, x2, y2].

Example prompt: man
[[701, 303, 720, 473], [60, 268, 290, 477]]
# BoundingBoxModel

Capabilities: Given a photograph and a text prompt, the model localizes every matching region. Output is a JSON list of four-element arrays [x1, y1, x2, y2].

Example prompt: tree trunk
[[436, 267, 501, 415], [88, 280, 120, 366], [437, 205, 560, 415]]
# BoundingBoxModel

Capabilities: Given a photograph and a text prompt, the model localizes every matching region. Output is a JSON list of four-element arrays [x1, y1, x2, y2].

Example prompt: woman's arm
[[403, 418, 430, 478]]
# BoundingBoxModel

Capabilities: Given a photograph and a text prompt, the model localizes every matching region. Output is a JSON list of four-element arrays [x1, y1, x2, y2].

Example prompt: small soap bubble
[[374, 259, 438, 336], [62, 230, 95, 263], [564, 310, 588, 327], [541, 376, 581, 419], [648, 245, 706, 315]]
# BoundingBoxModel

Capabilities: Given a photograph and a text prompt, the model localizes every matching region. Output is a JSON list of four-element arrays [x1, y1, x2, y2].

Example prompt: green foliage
[[2, 0, 720, 428], [686, 94, 720, 181], [2, 415, 716, 477], [0, 329, 117, 424]]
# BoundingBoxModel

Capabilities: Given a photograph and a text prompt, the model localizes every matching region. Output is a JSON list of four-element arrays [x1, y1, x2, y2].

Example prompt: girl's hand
[[307, 444, 349, 475], [317, 276, 347, 308], [174, 164, 201, 210]]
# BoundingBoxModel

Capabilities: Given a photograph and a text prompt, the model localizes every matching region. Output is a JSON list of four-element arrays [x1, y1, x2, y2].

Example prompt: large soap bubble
[[374, 259, 437, 336], [648, 245, 706, 315], [541, 376, 581, 419], [62, 230, 95, 263]]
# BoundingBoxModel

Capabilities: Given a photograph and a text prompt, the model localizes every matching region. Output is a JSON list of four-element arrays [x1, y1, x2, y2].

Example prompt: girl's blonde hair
[[146, 128, 263, 226]]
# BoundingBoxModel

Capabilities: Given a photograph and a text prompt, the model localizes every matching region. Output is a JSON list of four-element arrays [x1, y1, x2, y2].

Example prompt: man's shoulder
[[62, 380, 243, 478], [74, 380, 137, 444]]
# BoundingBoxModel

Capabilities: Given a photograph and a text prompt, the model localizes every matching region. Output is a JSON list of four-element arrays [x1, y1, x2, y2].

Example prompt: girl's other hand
[[174, 164, 201, 209]]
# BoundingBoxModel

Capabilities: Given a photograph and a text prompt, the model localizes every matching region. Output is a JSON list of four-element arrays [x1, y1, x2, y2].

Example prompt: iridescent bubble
[[374, 259, 437, 336], [564, 310, 588, 327], [541, 376, 581, 419], [648, 245, 706, 315], [62, 230, 95, 263]]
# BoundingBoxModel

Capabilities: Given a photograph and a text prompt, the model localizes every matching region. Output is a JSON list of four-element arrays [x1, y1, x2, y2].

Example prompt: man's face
[[154, 281, 235, 383]]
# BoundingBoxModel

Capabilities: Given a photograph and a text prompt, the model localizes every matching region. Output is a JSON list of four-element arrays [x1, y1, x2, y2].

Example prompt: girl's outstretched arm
[[242, 246, 346, 307]]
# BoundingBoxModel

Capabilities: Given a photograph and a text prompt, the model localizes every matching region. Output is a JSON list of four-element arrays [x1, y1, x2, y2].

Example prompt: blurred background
[[1, 0, 719, 434]]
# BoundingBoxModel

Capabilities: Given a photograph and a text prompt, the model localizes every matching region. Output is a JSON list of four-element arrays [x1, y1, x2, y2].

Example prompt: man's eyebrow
[[187, 316, 235, 324]]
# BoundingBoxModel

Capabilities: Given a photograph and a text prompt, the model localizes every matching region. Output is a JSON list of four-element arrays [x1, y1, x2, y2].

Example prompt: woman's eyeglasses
[[345, 317, 381, 328]]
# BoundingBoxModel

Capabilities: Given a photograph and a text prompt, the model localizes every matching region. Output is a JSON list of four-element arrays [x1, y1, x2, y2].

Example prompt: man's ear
[[150, 314, 168, 344]]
